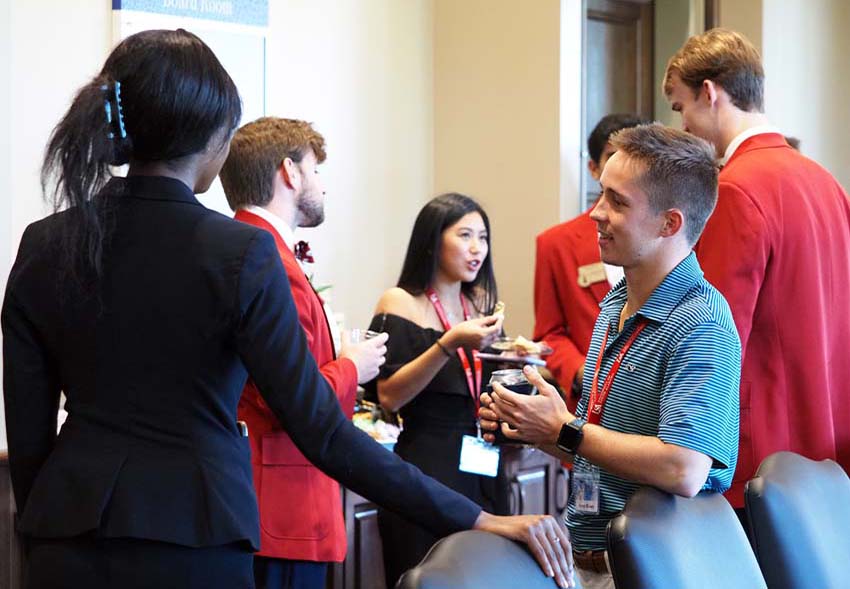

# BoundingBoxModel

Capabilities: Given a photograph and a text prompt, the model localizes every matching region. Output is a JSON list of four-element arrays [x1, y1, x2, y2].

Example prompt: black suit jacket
[[2, 175, 480, 549]]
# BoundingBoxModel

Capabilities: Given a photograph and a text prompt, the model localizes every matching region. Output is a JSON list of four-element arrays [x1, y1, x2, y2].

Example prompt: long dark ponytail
[[41, 29, 242, 289], [41, 75, 130, 284]]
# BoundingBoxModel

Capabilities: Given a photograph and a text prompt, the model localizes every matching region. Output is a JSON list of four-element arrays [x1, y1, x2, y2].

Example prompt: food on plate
[[513, 335, 542, 355], [490, 335, 550, 355], [353, 410, 401, 444]]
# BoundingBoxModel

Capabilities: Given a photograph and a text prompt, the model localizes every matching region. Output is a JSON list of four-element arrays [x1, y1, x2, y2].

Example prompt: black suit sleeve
[[2, 227, 62, 512], [234, 232, 481, 536]]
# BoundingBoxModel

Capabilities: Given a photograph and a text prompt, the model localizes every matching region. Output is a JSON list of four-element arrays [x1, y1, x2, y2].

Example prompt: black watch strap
[[556, 418, 587, 455]]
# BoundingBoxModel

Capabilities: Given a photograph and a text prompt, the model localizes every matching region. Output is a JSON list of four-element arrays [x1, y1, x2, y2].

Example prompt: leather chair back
[[396, 530, 568, 589], [746, 451, 850, 589], [607, 487, 766, 589]]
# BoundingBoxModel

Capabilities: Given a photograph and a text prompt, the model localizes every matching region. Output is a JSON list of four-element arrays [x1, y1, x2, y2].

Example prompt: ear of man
[[660, 209, 685, 239], [280, 157, 300, 191], [588, 158, 602, 181], [701, 79, 721, 108]]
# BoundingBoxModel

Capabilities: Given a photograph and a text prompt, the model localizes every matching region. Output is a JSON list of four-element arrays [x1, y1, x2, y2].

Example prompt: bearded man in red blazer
[[533, 114, 647, 409], [220, 118, 388, 589], [665, 29, 850, 512]]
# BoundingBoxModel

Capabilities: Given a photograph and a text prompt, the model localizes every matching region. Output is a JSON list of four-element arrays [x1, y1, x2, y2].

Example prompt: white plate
[[490, 338, 553, 355], [477, 352, 547, 366]]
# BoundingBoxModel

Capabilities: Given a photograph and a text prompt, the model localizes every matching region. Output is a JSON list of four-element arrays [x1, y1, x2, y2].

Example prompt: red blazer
[[533, 211, 610, 410], [234, 210, 358, 561], [694, 133, 850, 507]]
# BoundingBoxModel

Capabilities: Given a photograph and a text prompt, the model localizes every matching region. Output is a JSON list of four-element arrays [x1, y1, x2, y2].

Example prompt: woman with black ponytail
[[3, 29, 575, 589]]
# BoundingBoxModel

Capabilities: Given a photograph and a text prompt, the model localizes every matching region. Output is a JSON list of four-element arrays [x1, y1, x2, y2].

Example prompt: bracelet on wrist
[[435, 339, 453, 358]]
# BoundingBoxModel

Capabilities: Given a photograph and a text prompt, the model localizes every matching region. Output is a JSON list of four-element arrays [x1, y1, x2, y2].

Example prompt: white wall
[[8, 1, 112, 260], [267, 0, 435, 331], [762, 0, 850, 190], [716, 0, 850, 190]]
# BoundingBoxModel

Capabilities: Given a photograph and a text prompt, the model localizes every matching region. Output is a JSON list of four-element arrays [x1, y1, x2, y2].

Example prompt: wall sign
[[112, 0, 269, 27]]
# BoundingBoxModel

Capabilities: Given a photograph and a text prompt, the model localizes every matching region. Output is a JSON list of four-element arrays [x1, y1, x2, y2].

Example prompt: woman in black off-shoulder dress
[[366, 193, 509, 586]]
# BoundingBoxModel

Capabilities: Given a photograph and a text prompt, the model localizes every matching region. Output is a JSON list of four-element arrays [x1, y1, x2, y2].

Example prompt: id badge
[[577, 262, 607, 287], [458, 435, 500, 478], [572, 464, 600, 514]]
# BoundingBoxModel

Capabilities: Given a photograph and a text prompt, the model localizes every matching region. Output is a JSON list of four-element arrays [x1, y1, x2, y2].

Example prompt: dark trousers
[[253, 556, 328, 589], [26, 534, 254, 588]]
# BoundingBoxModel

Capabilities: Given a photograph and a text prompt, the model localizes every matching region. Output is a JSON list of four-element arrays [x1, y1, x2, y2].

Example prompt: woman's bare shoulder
[[374, 287, 422, 321]]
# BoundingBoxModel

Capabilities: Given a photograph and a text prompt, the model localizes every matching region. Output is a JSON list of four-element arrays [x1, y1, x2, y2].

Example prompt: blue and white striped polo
[[567, 252, 741, 551]]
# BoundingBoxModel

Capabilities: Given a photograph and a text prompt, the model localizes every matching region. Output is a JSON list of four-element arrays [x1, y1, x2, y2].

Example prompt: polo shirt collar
[[601, 252, 703, 326]]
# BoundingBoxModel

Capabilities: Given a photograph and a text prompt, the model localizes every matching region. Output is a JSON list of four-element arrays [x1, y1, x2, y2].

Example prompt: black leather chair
[[746, 451, 850, 589], [396, 530, 568, 589], [607, 487, 766, 589]]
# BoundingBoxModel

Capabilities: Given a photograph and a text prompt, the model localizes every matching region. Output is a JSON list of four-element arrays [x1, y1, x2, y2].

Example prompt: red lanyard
[[587, 318, 648, 425], [425, 287, 483, 417]]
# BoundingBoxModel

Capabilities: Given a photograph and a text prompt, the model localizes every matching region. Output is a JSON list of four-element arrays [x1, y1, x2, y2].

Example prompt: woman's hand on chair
[[473, 511, 576, 588]]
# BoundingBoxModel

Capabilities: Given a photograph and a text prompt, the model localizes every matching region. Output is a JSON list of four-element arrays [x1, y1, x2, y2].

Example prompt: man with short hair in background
[[533, 113, 649, 408], [664, 29, 850, 517], [220, 117, 388, 589], [482, 124, 741, 589]]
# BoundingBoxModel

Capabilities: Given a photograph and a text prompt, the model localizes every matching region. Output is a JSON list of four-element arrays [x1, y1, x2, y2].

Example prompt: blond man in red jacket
[[665, 29, 850, 514], [220, 118, 388, 589]]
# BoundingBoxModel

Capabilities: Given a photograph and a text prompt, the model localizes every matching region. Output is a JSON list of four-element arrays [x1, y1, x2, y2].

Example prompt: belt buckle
[[573, 549, 608, 574]]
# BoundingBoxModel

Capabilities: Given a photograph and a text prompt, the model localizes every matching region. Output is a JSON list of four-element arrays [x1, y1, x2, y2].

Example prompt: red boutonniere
[[294, 240, 315, 263]]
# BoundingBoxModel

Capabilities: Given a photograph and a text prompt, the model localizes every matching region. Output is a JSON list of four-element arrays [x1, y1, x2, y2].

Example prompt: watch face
[[558, 422, 582, 454], [558, 420, 584, 454]]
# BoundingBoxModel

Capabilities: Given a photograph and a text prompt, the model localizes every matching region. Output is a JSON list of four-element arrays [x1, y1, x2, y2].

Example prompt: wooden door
[[583, 0, 654, 209]]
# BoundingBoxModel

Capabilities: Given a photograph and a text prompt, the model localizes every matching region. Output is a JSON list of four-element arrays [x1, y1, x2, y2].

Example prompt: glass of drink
[[349, 329, 381, 344], [487, 369, 536, 445]]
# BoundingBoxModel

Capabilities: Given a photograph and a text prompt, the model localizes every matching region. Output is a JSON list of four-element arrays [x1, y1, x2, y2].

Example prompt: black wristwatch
[[556, 418, 587, 455]]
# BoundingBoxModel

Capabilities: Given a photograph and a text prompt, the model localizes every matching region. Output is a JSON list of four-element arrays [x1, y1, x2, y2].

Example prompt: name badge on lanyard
[[572, 463, 600, 514], [425, 287, 500, 478], [459, 435, 500, 478], [573, 318, 648, 512], [577, 262, 607, 287]]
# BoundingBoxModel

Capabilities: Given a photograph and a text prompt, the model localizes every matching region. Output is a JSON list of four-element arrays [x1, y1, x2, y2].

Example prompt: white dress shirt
[[720, 125, 781, 166]]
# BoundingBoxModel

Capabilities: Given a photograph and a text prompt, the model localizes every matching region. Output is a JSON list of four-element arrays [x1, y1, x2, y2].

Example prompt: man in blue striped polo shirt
[[482, 124, 741, 589]]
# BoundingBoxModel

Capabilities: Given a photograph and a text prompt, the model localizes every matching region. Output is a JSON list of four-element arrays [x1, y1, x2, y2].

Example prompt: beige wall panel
[[719, 0, 763, 52], [434, 0, 561, 337]]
